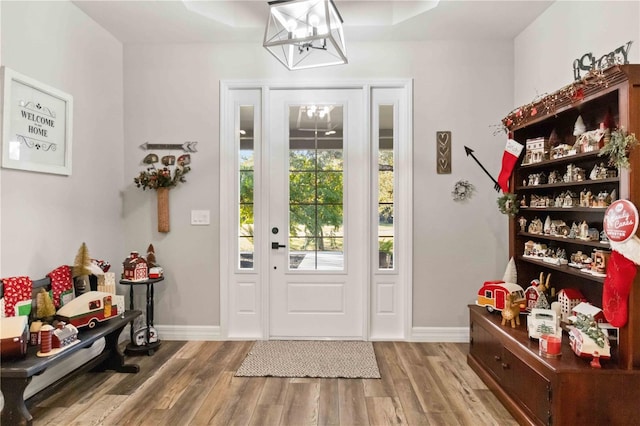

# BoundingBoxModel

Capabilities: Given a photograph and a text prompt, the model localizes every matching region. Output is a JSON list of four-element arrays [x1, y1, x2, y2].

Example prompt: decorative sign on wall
[[436, 131, 451, 174], [1, 67, 73, 175], [140, 141, 198, 152], [573, 41, 633, 81]]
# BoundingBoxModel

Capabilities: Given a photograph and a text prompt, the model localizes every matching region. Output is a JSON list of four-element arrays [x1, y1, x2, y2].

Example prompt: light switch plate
[[191, 210, 210, 225]]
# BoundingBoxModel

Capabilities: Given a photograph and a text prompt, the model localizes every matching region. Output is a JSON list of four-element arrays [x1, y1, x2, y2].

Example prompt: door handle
[[271, 242, 286, 249]]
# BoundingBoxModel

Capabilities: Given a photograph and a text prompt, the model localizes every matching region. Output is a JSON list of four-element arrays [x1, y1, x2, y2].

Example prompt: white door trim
[[220, 79, 413, 341]]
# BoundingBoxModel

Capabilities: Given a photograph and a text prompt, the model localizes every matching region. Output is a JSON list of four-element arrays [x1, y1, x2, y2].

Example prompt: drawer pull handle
[[494, 355, 501, 361], [501, 363, 509, 369]]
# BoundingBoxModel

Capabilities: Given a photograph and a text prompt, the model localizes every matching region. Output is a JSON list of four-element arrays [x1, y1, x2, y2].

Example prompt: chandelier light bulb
[[286, 19, 297, 32]]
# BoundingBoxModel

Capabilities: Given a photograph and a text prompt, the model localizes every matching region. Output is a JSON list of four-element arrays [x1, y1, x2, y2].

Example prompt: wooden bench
[[0, 276, 141, 425]]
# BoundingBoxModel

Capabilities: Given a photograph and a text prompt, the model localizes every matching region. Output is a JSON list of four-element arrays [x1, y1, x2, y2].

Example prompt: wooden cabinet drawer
[[470, 319, 505, 381], [501, 347, 551, 425]]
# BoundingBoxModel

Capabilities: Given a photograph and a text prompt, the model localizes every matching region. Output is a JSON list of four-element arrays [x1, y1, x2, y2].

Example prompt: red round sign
[[603, 199, 639, 243]]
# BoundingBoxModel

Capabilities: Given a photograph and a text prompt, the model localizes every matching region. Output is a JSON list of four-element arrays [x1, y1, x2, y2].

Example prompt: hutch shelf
[[468, 65, 640, 425]]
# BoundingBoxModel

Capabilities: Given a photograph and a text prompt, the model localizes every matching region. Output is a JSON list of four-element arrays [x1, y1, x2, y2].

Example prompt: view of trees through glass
[[289, 144, 344, 270], [237, 103, 396, 271], [378, 105, 394, 269], [239, 106, 255, 269]]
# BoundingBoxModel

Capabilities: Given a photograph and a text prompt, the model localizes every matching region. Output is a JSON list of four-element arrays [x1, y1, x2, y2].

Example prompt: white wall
[[0, 2, 124, 280], [515, 1, 640, 106], [123, 41, 512, 330]]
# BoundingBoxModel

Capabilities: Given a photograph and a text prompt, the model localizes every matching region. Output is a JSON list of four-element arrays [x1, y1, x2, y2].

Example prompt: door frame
[[220, 79, 413, 340]]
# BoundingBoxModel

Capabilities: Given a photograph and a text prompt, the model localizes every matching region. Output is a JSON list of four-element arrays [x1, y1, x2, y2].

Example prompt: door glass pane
[[288, 104, 344, 271], [378, 105, 394, 269], [239, 106, 254, 270]]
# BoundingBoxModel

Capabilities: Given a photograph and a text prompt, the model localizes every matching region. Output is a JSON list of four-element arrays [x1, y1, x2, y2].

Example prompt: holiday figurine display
[[122, 251, 148, 281], [568, 308, 611, 364], [122, 245, 163, 281], [55, 291, 120, 329], [477, 259, 526, 313], [501, 293, 521, 328]]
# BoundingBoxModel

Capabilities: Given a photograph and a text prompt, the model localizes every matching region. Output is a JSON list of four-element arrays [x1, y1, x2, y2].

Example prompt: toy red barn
[[123, 251, 148, 281], [524, 285, 542, 311], [52, 322, 78, 348]]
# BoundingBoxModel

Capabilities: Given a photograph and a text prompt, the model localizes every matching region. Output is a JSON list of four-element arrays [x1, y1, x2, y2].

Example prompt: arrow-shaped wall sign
[[140, 141, 198, 152], [464, 145, 501, 192]]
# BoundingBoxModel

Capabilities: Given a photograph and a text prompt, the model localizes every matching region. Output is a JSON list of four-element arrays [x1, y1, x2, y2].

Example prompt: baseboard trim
[[410, 326, 469, 342], [155, 325, 222, 341], [147, 325, 468, 342]]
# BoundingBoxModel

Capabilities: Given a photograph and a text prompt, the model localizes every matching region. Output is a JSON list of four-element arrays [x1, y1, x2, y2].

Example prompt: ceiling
[[72, 0, 554, 44]]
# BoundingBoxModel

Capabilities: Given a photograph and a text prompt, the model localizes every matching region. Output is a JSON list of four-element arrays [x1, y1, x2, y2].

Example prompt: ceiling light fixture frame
[[263, 0, 347, 71]]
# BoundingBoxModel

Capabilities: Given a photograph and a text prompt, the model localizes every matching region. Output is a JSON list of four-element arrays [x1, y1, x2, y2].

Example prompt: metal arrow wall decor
[[140, 141, 198, 152], [464, 145, 501, 192]]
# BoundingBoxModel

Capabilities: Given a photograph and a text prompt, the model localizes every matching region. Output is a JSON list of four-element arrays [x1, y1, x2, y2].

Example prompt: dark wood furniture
[[468, 65, 640, 425], [120, 277, 164, 355], [469, 305, 640, 425], [0, 310, 141, 426]]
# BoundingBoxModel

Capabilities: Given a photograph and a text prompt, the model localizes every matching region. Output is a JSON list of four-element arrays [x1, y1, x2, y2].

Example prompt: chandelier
[[263, 0, 347, 70]]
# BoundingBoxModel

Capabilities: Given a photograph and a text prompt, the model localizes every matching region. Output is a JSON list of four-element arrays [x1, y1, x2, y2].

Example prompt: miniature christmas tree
[[72, 242, 92, 277], [537, 323, 554, 335], [502, 257, 517, 283], [549, 128, 560, 146], [534, 291, 550, 310], [573, 115, 586, 137], [36, 289, 56, 319], [147, 244, 157, 267]]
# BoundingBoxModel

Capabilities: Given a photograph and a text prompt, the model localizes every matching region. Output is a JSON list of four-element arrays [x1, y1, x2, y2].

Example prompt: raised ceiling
[[72, 0, 553, 44]]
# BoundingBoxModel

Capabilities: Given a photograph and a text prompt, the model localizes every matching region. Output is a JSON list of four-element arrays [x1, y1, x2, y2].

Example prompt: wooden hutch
[[468, 65, 640, 425]]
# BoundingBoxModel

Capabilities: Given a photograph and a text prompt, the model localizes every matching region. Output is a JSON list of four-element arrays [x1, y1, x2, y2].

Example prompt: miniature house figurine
[[52, 322, 78, 349], [578, 221, 589, 240], [571, 302, 606, 324], [524, 240, 535, 256], [525, 284, 545, 311], [557, 288, 586, 322], [528, 218, 543, 234], [524, 137, 550, 164], [123, 251, 148, 281], [592, 250, 611, 274]]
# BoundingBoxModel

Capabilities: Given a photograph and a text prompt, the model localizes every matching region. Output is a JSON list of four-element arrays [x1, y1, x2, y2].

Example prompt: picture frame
[[1, 66, 73, 175]]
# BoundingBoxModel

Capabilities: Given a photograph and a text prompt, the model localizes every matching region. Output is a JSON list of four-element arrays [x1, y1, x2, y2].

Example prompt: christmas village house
[[122, 252, 148, 281], [557, 288, 586, 322]]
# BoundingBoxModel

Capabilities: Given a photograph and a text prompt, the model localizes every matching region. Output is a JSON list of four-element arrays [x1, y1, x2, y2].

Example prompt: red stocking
[[497, 139, 524, 193], [603, 250, 637, 327]]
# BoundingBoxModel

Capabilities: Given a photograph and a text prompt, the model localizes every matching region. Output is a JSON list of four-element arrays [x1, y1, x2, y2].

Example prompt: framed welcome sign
[[1, 66, 73, 175]]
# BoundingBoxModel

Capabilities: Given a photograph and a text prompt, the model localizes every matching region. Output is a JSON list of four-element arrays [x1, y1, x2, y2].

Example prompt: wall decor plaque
[[1, 67, 73, 175], [436, 131, 451, 174]]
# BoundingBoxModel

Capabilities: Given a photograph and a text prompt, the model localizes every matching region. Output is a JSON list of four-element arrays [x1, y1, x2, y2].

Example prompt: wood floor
[[28, 341, 517, 425]]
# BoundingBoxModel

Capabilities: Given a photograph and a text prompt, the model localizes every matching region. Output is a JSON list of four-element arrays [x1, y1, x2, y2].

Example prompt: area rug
[[235, 340, 381, 379]]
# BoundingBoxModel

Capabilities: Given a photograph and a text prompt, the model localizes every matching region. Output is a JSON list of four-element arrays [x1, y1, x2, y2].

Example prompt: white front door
[[268, 89, 367, 339]]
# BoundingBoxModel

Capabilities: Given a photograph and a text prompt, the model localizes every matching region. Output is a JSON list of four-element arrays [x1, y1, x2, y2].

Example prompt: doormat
[[235, 340, 381, 378]]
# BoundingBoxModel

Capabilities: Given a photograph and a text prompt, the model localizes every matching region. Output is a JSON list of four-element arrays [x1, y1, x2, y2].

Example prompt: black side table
[[119, 277, 164, 355]]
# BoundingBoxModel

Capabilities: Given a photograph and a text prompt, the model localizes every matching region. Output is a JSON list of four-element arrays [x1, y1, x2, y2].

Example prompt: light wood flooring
[[28, 341, 517, 425]]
